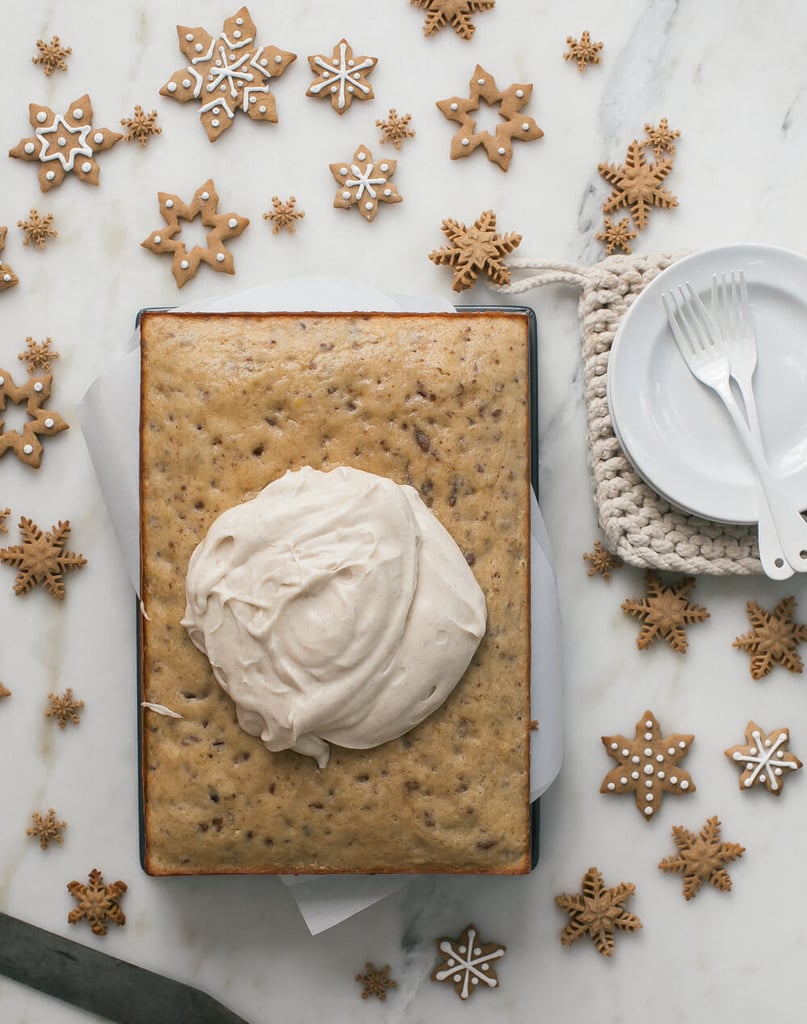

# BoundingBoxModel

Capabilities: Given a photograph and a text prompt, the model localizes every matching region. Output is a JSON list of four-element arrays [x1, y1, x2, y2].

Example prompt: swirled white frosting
[[181, 466, 487, 768]]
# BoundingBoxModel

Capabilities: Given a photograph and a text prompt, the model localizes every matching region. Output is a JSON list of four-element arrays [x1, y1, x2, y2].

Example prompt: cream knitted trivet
[[498, 252, 760, 575]]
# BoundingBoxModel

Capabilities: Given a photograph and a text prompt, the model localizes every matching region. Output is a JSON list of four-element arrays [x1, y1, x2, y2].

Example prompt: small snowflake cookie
[[32, 35, 71, 76], [306, 39, 377, 114], [436, 65, 544, 171], [67, 869, 127, 936], [160, 7, 296, 142], [563, 31, 603, 70], [600, 709, 695, 820], [9, 95, 122, 192], [141, 179, 249, 287], [329, 145, 402, 221], [431, 924, 505, 1000], [724, 721, 802, 794]]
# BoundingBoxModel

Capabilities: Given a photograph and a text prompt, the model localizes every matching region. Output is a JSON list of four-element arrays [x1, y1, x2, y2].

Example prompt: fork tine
[[737, 268, 751, 335], [661, 289, 693, 357]]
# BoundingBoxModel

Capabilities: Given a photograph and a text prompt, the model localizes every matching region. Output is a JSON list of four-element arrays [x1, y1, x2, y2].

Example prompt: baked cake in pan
[[139, 310, 532, 874]]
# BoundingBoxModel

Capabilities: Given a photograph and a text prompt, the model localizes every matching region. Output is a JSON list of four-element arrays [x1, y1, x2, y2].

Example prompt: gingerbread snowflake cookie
[[330, 145, 402, 221], [621, 570, 709, 653], [428, 210, 521, 291], [160, 7, 296, 142], [0, 369, 68, 467], [306, 39, 377, 114], [9, 94, 122, 192], [0, 518, 86, 599], [32, 35, 71, 76], [658, 816, 744, 900], [601, 710, 695, 820], [732, 596, 807, 679], [411, 0, 495, 40], [563, 31, 603, 70], [67, 869, 127, 936], [436, 65, 544, 171], [555, 867, 641, 957], [724, 721, 802, 794], [141, 179, 249, 287]]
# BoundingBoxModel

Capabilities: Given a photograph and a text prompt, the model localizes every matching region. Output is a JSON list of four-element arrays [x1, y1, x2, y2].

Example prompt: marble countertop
[[2, 0, 807, 1020]]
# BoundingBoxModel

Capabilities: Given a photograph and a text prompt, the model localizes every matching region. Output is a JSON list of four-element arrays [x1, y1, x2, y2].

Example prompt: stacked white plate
[[606, 244, 807, 524]]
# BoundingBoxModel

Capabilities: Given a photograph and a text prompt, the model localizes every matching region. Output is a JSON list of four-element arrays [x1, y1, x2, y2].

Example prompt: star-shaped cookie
[[160, 6, 296, 142], [601, 709, 695, 820], [621, 570, 709, 653], [555, 867, 642, 957], [330, 145, 402, 222], [9, 94, 122, 192], [428, 209, 521, 292], [724, 721, 802, 795], [436, 65, 544, 171], [732, 596, 807, 679], [306, 39, 377, 114], [431, 924, 505, 1000], [141, 179, 249, 287], [658, 816, 745, 900], [0, 369, 68, 468], [0, 228, 18, 293]]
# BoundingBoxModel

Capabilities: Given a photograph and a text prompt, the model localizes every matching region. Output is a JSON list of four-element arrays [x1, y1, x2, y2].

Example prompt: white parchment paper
[[78, 275, 563, 934]]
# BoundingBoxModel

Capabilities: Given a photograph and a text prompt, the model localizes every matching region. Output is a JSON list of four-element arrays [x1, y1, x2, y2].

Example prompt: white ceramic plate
[[607, 244, 807, 524]]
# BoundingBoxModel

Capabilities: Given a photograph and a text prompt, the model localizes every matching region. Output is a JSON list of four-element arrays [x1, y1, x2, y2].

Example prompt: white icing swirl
[[181, 466, 487, 768]]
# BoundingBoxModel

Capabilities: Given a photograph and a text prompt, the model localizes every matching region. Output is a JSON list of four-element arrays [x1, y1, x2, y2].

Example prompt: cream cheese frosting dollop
[[181, 465, 487, 768]]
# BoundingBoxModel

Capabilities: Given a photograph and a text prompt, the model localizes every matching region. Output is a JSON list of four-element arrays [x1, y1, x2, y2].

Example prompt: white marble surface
[[2, 0, 807, 1020]]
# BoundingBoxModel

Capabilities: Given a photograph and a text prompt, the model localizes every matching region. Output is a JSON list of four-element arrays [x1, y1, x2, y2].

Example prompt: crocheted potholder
[[498, 252, 760, 575]]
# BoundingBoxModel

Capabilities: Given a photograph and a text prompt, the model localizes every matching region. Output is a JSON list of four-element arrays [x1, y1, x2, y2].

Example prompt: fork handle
[[716, 380, 807, 571]]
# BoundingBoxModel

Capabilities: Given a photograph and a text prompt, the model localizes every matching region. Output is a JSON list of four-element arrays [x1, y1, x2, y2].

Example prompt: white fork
[[663, 282, 807, 578]]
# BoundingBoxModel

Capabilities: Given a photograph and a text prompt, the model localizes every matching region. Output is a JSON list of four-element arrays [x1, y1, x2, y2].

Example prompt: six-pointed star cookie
[[428, 209, 521, 291], [141, 179, 249, 287], [724, 721, 803, 794], [658, 816, 745, 900], [306, 39, 377, 114], [9, 94, 122, 192], [436, 65, 544, 171], [601, 709, 695, 820], [0, 369, 68, 467], [330, 145, 402, 221], [0, 228, 18, 292], [431, 924, 505, 1000], [160, 6, 296, 142], [0, 517, 86, 599], [555, 867, 642, 957]]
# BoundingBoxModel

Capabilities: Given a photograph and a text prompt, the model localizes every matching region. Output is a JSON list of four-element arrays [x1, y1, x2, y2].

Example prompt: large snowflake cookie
[[555, 866, 641, 957], [9, 94, 122, 192], [160, 6, 296, 142], [431, 924, 505, 1000], [732, 596, 807, 679], [436, 65, 544, 171], [411, 0, 495, 40], [621, 570, 709, 653], [600, 709, 695, 820], [141, 179, 249, 288], [329, 145, 402, 222], [428, 210, 521, 292], [306, 39, 377, 114], [658, 816, 744, 901]]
